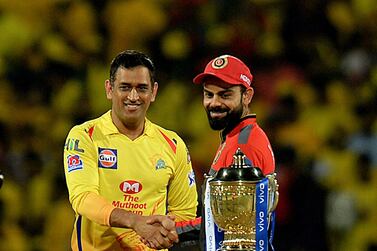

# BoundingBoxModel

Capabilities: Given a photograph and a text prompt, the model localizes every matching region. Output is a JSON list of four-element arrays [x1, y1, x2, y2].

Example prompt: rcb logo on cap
[[212, 56, 228, 69]]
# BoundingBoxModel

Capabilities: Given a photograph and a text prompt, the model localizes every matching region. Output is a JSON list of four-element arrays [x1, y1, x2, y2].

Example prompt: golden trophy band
[[209, 149, 279, 251]]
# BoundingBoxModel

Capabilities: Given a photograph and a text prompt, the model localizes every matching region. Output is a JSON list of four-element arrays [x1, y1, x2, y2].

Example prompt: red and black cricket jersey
[[210, 115, 275, 175]]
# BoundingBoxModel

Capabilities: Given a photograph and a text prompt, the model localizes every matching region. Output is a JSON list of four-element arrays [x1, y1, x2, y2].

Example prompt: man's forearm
[[73, 191, 115, 226], [109, 208, 139, 229]]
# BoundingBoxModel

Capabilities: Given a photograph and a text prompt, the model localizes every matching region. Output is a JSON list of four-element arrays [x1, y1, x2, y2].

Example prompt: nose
[[127, 88, 139, 101], [208, 95, 222, 108]]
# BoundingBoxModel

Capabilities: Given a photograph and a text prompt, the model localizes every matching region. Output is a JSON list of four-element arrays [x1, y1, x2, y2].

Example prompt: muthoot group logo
[[120, 180, 142, 194]]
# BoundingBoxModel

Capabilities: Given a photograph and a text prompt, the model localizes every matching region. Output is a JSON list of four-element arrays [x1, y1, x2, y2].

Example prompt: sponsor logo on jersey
[[98, 148, 117, 169], [120, 180, 142, 194], [67, 155, 83, 172], [188, 170, 195, 187], [64, 138, 84, 153], [155, 159, 166, 170]]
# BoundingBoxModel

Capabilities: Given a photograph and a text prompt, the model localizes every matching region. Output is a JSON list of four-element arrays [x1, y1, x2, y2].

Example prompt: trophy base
[[219, 241, 255, 251], [218, 246, 254, 251]]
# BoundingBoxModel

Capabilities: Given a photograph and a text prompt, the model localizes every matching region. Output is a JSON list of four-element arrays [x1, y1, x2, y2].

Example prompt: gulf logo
[[98, 148, 117, 169], [120, 180, 142, 194]]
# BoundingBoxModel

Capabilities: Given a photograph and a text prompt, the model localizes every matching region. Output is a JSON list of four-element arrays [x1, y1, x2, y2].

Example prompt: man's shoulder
[[68, 112, 110, 138], [70, 116, 101, 132], [226, 119, 270, 147], [148, 121, 180, 139], [238, 116, 268, 136], [147, 121, 188, 151]]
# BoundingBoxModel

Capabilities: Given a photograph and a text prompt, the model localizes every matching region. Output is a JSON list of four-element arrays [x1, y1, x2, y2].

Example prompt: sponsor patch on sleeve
[[64, 138, 84, 153], [67, 155, 83, 172]]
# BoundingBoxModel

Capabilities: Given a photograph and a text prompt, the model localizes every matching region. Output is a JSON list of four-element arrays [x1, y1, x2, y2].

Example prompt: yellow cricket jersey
[[63, 111, 198, 250]]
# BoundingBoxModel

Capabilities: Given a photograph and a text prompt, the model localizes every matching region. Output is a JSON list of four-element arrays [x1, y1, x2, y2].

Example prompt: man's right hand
[[142, 215, 179, 248], [136, 215, 178, 249], [110, 208, 178, 250]]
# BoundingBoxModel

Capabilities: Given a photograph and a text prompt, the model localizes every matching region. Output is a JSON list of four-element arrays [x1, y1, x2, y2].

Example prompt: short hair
[[109, 50, 155, 85]]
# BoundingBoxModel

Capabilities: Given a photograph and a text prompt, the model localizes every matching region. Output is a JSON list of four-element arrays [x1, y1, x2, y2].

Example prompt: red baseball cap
[[193, 55, 253, 89]]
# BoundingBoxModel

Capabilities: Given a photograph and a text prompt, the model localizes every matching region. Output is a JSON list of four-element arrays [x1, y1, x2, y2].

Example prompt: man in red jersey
[[193, 54, 276, 250], [193, 54, 275, 176]]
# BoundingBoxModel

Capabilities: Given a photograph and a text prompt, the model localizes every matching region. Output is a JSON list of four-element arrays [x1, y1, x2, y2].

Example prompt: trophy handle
[[266, 173, 279, 231], [271, 189, 279, 212], [266, 173, 279, 213]]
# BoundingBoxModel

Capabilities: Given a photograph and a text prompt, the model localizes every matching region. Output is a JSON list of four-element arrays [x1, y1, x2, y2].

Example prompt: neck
[[120, 125, 144, 140], [220, 114, 255, 141], [111, 113, 145, 140], [242, 106, 250, 117]]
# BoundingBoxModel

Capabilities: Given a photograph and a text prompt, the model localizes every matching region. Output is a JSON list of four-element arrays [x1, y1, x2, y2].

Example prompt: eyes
[[204, 90, 232, 99], [118, 84, 150, 93]]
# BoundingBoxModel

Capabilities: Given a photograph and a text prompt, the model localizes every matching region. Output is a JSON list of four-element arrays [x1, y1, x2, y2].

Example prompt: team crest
[[155, 159, 166, 170], [212, 56, 228, 69], [98, 148, 118, 169]]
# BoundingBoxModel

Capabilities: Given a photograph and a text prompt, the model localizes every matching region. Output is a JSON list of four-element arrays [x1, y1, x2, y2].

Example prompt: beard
[[206, 102, 244, 131]]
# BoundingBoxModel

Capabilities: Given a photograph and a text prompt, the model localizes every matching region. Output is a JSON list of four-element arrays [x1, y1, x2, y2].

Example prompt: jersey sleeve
[[63, 125, 114, 225], [166, 136, 198, 222]]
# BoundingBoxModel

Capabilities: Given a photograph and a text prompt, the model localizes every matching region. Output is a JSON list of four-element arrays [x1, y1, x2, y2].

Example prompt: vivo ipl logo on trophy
[[209, 149, 279, 251], [256, 180, 268, 251], [258, 182, 265, 233]]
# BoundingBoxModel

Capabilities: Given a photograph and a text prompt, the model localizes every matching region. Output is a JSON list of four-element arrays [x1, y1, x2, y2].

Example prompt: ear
[[105, 80, 112, 100], [150, 82, 158, 102], [243, 87, 254, 105]]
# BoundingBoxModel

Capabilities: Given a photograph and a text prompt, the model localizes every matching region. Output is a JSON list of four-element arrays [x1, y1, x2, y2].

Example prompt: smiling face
[[105, 66, 158, 132], [203, 77, 254, 130]]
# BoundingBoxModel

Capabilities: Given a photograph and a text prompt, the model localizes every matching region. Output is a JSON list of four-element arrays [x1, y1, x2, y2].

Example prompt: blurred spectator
[[347, 101, 377, 167]]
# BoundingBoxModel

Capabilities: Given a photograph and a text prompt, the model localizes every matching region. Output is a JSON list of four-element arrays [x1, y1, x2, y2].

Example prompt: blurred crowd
[[0, 0, 376, 251]]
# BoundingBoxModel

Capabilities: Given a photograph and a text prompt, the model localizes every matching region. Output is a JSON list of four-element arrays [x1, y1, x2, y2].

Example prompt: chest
[[95, 135, 175, 194], [212, 128, 254, 170]]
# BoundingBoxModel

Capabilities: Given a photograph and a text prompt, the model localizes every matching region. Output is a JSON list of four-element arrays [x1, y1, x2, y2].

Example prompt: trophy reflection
[[209, 149, 279, 250]]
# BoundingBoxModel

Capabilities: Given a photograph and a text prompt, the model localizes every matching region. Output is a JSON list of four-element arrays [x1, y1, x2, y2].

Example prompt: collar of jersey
[[220, 114, 257, 142], [101, 110, 155, 137]]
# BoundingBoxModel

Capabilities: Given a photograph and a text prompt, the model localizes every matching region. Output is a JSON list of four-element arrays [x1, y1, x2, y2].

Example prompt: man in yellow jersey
[[63, 50, 198, 250]]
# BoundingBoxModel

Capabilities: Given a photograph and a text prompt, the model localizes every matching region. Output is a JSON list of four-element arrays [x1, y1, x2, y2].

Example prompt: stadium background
[[0, 0, 376, 250]]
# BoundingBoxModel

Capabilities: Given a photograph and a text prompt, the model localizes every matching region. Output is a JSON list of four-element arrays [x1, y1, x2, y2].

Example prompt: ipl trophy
[[208, 149, 279, 251]]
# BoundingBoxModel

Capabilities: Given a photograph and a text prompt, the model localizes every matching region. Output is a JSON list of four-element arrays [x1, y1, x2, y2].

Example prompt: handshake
[[110, 208, 180, 250], [140, 214, 179, 249]]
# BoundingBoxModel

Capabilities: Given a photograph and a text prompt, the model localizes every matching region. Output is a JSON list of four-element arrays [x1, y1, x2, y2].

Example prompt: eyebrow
[[118, 82, 149, 87], [203, 87, 235, 94]]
